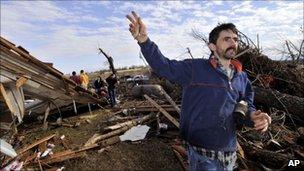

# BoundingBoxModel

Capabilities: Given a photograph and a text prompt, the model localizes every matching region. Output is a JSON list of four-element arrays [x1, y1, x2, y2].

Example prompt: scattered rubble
[[1, 34, 303, 170]]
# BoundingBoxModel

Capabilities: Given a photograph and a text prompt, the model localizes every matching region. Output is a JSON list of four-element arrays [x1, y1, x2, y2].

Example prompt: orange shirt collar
[[209, 56, 242, 73]]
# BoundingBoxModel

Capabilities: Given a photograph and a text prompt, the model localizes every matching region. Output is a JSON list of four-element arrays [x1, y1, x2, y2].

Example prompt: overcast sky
[[1, 1, 303, 74]]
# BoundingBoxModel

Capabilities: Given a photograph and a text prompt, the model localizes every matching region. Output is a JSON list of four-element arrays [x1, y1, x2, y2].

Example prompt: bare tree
[[274, 28, 304, 65]]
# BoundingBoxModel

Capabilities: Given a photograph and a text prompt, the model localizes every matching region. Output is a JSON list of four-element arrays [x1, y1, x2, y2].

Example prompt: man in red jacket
[[70, 71, 81, 85]]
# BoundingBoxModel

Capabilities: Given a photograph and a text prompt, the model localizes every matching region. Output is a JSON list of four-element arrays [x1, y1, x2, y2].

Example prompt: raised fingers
[[129, 23, 135, 30], [126, 14, 136, 24], [132, 11, 139, 20]]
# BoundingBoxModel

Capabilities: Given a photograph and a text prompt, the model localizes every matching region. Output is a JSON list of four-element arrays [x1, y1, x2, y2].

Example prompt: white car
[[126, 75, 149, 82]]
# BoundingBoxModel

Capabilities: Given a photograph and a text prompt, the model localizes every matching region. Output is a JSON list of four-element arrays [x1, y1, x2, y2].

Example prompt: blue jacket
[[139, 38, 256, 151]]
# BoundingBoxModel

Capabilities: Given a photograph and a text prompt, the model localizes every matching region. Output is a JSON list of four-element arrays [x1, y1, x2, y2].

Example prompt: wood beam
[[16, 76, 29, 88], [43, 102, 51, 130], [144, 94, 180, 128], [0, 83, 15, 115]]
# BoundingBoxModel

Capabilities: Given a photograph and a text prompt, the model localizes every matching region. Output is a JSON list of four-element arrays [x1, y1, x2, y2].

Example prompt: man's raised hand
[[126, 11, 148, 43]]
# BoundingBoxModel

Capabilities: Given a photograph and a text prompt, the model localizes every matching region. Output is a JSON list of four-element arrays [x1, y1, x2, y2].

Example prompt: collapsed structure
[[0, 35, 303, 170], [0, 37, 106, 132]]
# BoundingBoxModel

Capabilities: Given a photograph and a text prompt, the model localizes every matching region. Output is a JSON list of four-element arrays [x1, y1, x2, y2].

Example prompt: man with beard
[[126, 11, 271, 170]]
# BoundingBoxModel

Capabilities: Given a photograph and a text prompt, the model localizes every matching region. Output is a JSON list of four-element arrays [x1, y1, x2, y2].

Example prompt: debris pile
[[1, 35, 303, 170]]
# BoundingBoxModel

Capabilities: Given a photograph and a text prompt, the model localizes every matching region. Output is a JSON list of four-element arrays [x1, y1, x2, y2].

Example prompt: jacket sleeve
[[243, 76, 256, 127], [139, 38, 192, 86]]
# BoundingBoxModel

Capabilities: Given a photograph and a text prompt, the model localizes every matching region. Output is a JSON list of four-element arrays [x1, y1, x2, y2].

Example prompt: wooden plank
[[14, 86, 25, 119], [1, 52, 67, 91], [27, 150, 86, 166], [160, 88, 181, 115], [17, 133, 57, 155], [1, 39, 103, 118], [144, 94, 180, 128], [0, 38, 65, 76], [104, 120, 134, 131], [42, 152, 86, 165], [47, 149, 73, 158], [0, 57, 61, 90], [16, 76, 29, 88], [1, 40, 85, 92], [99, 136, 120, 147], [135, 107, 177, 112], [84, 114, 154, 147], [0, 83, 15, 115], [5, 88, 21, 122], [83, 129, 118, 147], [76, 143, 99, 153], [43, 103, 51, 130], [2, 85, 25, 122], [38, 141, 47, 153]]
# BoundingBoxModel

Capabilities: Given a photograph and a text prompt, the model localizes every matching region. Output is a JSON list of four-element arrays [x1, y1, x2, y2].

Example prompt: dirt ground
[[12, 102, 183, 171]]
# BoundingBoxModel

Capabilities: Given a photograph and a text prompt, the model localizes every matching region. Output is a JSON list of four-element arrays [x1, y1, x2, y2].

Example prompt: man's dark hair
[[80, 70, 84, 74], [208, 23, 238, 44], [72, 71, 76, 75]]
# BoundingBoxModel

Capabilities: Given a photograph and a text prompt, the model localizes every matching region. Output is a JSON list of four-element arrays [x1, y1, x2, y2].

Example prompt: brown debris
[[1, 35, 303, 170], [144, 94, 180, 128]]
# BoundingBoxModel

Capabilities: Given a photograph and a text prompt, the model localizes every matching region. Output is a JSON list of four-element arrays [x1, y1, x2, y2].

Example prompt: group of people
[[69, 70, 118, 107], [93, 74, 118, 107], [70, 70, 89, 89]]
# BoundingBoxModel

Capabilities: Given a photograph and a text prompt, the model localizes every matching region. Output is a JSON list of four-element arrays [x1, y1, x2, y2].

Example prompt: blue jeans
[[108, 88, 116, 107], [187, 145, 236, 171]]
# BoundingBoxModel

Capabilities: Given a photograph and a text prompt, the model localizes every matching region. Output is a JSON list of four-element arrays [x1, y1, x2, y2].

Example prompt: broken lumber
[[99, 136, 120, 147], [107, 115, 139, 122], [104, 120, 134, 131], [144, 94, 180, 128], [43, 102, 51, 130], [131, 84, 181, 114], [105, 114, 154, 131], [239, 140, 297, 169], [49, 122, 74, 128], [135, 106, 177, 112], [16, 76, 29, 88], [30, 150, 86, 166], [238, 52, 304, 97], [17, 133, 57, 155], [253, 86, 304, 120], [159, 88, 181, 115], [84, 114, 154, 147], [75, 143, 100, 153]]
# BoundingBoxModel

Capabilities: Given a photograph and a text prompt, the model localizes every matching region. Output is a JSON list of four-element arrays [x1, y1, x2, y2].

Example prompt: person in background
[[80, 70, 89, 89], [126, 11, 271, 171], [94, 76, 108, 97], [106, 73, 118, 107], [70, 71, 81, 85]]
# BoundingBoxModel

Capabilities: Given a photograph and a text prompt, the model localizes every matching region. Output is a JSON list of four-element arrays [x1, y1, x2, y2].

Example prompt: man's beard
[[222, 47, 237, 59]]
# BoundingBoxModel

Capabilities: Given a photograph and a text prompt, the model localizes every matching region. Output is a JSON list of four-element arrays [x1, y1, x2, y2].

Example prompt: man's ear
[[208, 43, 216, 52]]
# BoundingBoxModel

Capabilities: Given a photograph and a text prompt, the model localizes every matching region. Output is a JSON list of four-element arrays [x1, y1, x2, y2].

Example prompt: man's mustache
[[225, 47, 237, 53]]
